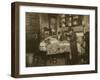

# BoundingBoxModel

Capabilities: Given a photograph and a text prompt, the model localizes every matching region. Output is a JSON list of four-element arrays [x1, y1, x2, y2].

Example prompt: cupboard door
[[26, 13, 40, 53]]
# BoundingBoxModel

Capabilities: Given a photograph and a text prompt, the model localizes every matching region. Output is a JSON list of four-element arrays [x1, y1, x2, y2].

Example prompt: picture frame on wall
[[11, 2, 98, 78]]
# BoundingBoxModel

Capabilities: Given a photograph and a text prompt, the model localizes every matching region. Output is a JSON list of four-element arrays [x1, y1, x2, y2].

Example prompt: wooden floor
[[26, 52, 70, 67], [26, 51, 89, 67]]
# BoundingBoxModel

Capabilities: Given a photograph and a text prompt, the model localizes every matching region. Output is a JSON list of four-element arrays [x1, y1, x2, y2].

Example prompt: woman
[[69, 29, 79, 65]]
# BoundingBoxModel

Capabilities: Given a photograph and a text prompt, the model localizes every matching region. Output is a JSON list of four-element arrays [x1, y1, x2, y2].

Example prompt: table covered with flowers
[[39, 37, 71, 55]]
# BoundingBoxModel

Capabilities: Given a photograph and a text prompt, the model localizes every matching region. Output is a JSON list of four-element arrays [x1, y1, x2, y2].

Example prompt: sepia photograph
[[26, 13, 90, 67], [11, 2, 97, 77]]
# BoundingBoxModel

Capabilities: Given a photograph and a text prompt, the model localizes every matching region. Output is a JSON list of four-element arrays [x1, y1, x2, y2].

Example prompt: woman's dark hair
[[43, 27, 49, 31], [58, 32, 61, 34]]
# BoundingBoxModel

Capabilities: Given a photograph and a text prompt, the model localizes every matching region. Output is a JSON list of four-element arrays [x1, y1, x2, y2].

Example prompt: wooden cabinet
[[26, 13, 40, 53]]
